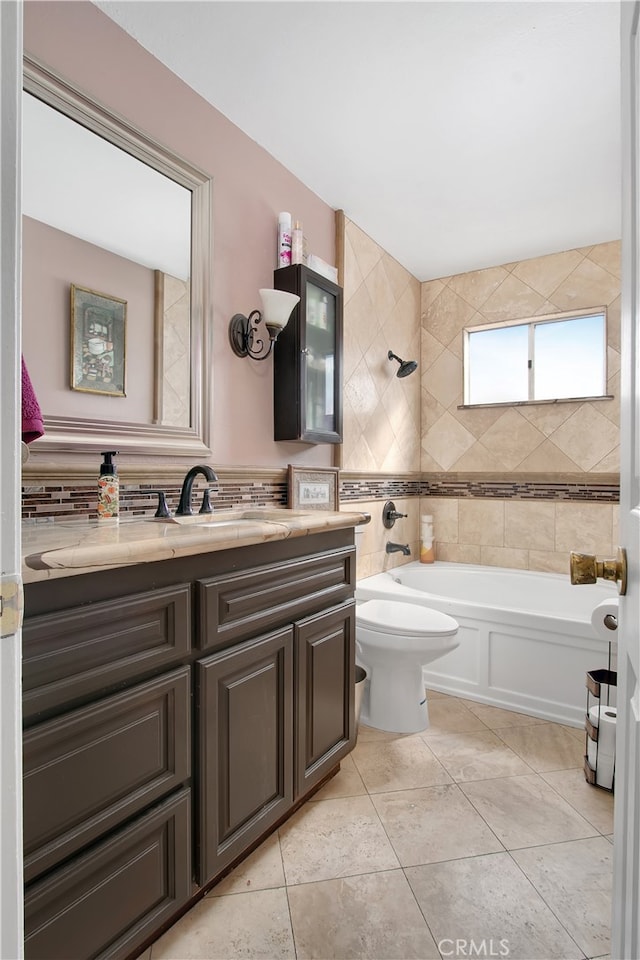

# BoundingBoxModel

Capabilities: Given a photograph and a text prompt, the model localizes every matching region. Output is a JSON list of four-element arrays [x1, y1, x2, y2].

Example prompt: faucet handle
[[147, 489, 172, 518], [382, 500, 408, 529], [199, 487, 215, 515]]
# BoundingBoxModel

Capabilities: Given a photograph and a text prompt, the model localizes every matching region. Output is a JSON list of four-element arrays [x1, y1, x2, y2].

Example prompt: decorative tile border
[[424, 477, 620, 503], [22, 477, 287, 520], [340, 478, 422, 502], [21, 470, 620, 520], [340, 473, 620, 503]]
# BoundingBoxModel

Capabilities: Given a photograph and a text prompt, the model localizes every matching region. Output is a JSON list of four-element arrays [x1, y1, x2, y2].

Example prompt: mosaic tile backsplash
[[22, 476, 287, 521]]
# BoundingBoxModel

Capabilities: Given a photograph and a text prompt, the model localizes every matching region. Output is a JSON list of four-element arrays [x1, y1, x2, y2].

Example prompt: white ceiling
[[95, 0, 621, 282]]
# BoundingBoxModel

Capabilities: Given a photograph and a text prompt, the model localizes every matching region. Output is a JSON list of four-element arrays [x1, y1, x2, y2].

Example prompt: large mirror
[[22, 56, 213, 457]]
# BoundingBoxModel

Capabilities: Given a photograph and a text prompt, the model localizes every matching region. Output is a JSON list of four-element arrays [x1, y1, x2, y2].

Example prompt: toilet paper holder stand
[[584, 651, 617, 792]]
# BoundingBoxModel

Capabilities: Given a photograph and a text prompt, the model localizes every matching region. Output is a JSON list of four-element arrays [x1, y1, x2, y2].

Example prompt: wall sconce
[[388, 350, 418, 378], [229, 288, 300, 360]]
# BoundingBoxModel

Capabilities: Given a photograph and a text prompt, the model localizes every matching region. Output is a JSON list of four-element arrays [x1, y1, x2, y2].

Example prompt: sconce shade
[[259, 288, 300, 333], [229, 288, 300, 360]]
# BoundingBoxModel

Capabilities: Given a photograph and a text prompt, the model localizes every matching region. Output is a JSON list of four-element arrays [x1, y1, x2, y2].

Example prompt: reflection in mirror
[[22, 56, 213, 456]]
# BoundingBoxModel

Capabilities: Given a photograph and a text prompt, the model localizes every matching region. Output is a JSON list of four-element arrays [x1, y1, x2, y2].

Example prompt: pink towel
[[22, 355, 44, 444]]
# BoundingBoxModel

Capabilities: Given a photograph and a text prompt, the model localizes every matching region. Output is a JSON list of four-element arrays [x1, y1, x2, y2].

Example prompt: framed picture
[[287, 465, 340, 511], [70, 284, 127, 396]]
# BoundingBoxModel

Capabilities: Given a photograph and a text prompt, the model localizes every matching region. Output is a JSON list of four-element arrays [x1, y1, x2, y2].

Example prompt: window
[[462, 308, 608, 407]]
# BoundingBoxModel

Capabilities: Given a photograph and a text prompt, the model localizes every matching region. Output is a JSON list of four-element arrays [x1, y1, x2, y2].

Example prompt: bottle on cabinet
[[291, 220, 304, 264], [420, 514, 435, 564], [318, 295, 328, 330], [97, 450, 119, 520], [277, 212, 292, 268]]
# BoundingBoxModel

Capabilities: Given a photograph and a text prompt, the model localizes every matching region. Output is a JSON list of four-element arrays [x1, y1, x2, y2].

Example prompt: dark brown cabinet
[[197, 627, 294, 883], [295, 601, 356, 798], [22, 529, 357, 960], [24, 789, 191, 960], [273, 264, 343, 443], [23, 667, 190, 884]]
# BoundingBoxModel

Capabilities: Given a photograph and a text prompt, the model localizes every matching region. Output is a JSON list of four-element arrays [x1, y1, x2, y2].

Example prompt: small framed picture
[[70, 284, 127, 396], [287, 465, 340, 511]]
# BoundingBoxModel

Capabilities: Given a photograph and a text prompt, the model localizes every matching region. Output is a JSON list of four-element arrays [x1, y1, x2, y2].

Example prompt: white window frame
[[461, 306, 609, 408]]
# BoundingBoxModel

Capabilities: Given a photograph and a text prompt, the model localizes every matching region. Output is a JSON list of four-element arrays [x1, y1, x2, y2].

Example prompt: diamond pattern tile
[[340, 215, 620, 577]]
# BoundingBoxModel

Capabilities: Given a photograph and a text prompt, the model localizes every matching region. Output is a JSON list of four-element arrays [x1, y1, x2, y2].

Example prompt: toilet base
[[360, 664, 430, 733]]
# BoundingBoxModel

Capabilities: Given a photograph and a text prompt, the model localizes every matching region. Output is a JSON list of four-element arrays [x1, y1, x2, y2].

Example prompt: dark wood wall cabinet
[[22, 529, 357, 960], [273, 265, 343, 443]]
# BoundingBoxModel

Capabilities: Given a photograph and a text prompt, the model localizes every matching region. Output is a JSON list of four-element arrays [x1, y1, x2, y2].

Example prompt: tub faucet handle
[[382, 500, 408, 529]]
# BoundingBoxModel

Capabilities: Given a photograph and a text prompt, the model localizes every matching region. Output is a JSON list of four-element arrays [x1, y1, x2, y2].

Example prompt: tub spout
[[386, 542, 411, 556]]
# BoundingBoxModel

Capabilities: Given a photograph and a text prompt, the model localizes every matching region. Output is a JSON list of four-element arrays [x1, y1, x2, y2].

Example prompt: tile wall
[[352, 498, 420, 580], [422, 496, 618, 574], [158, 273, 191, 428], [340, 216, 421, 473], [421, 242, 621, 474], [339, 220, 621, 577]]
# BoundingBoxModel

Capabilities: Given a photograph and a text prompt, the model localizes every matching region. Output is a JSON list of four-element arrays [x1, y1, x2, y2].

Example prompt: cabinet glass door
[[273, 263, 343, 443], [304, 280, 337, 436]]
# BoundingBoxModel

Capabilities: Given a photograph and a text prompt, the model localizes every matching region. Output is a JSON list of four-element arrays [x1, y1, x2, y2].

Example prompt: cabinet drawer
[[197, 546, 354, 651], [24, 666, 190, 884], [24, 788, 191, 960], [23, 583, 191, 721]]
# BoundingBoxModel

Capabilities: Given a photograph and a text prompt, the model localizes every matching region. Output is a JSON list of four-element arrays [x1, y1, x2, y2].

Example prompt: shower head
[[388, 350, 418, 378]]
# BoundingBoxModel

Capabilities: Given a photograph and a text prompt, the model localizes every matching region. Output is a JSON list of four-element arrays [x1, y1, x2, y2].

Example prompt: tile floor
[[139, 693, 614, 960]]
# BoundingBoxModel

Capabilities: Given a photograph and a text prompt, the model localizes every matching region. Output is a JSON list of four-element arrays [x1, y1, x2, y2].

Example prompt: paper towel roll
[[591, 598, 619, 643]]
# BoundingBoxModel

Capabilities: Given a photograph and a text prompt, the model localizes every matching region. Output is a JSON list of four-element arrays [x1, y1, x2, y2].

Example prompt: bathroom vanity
[[21, 509, 367, 960]]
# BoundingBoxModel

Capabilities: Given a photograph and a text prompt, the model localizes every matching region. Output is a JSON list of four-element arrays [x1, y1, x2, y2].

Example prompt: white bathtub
[[355, 561, 617, 726]]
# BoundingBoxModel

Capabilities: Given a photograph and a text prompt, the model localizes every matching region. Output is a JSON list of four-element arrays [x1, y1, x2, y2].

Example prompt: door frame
[[0, 0, 25, 957]]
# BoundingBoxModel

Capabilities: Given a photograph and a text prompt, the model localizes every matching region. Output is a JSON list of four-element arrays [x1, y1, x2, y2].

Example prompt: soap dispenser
[[98, 451, 119, 520]]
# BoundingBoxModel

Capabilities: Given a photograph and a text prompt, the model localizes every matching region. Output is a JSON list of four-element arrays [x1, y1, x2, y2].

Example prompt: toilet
[[356, 599, 459, 733]]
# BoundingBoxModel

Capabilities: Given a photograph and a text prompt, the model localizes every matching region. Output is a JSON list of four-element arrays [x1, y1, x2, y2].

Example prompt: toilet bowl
[[356, 599, 459, 733]]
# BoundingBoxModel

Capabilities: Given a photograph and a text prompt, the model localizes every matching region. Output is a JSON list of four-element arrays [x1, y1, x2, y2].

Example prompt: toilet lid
[[356, 599, 458, 638]]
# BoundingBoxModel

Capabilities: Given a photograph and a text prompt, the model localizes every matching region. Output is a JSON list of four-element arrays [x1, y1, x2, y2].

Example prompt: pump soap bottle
[[98, 451, 119, 520]]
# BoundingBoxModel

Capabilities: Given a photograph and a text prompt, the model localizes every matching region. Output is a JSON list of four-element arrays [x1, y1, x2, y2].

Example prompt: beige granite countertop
[[22, 508, 370, 583]]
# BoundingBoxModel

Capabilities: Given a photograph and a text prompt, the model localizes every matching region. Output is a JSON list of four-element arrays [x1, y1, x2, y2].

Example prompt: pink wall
[[23, 217, 154, 423], [23, 0, 336, 467]]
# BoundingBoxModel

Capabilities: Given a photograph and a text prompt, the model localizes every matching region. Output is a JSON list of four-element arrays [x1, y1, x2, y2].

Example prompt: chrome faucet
[[386, 542, 411, 556], [176, 464, 219, 516]]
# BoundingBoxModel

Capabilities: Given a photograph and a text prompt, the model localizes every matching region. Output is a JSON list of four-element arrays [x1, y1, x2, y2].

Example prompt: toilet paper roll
[[589, 704, 617, 757], [587, 739, 615, 788], [590, 599, 619, 643]]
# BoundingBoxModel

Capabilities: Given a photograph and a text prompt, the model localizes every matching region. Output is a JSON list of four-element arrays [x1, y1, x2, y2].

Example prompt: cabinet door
[[197, 627, 293, 884], [273, 264, 343, 443], [295, 601, 356, 798]]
